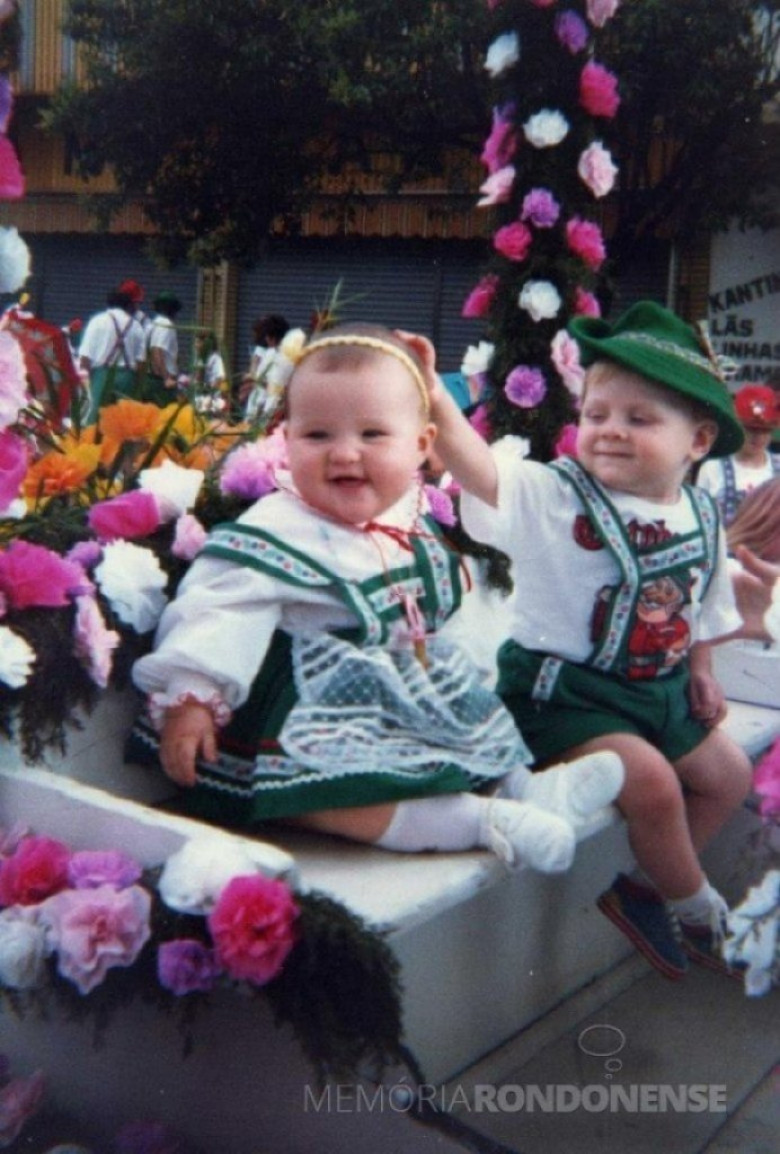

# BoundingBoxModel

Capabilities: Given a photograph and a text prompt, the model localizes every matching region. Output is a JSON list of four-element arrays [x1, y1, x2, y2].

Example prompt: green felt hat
[[569, 301, 744, 458]]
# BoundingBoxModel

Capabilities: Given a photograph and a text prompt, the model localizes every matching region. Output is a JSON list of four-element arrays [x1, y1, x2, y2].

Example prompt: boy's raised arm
[[396, 331, 499, 507]]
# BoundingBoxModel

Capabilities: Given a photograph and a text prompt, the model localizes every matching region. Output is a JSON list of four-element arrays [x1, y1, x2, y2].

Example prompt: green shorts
[[496, 641, 710, 765]]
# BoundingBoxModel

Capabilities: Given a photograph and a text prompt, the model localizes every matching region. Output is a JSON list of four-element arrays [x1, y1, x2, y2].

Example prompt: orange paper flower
[[23, 444, 102, 502]]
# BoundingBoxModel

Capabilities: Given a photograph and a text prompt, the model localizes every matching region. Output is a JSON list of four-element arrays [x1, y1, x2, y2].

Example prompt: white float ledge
[[268, 699, 779, 936]]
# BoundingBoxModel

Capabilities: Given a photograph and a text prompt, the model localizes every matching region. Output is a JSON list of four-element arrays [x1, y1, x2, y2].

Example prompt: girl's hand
[[393, 330, 447, 410], [159, 700, 218, 787]]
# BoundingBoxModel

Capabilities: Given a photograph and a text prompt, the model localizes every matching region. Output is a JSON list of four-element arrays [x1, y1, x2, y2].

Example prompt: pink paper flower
[[87, 490, 161, 543], [574, 286, 602, 317], [73, 594, 120, 688], [493, 221, 533, 262], [0, 430, 27, 511], [551, 329, 586, 397], [477, 165, 515, 207], [0, 330, 27, 430], [753, 738, 780, 819], [554, 423, 580, 458], [208, 875, 298, 987], [555, 10, 589, 53], [171, 512, 207, 561], [0, 836, 71, 907], [424, 484, 457, 527], [219, 441, 278, 501], [40, 883, 152, 994], [577, 141, 618, 198], [520, 187, 560, 228], [587, 0, 621, 28], [469, 404, 492, 440], [566, 217, 607, 270], [579, 61, 620, 119], [157, 938, 223, 995], [462, 275, 499, 319], [0, 1067, 45, 1148], [529, 0, 557, 7], [0, 539, 87, 610], [67, 849, 142, 890], [0, 136, 24, 200], [481, 104, 517, 174], [504, 365, 547, 409]]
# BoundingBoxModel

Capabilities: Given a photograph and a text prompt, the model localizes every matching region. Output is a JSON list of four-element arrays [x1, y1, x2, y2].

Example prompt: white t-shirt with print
[[460, 448, 740, 670]]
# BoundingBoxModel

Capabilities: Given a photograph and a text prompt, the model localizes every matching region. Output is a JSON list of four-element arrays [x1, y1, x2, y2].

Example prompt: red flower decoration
[[208, 875, 299, 986], [579, 61, 621, 119], [0, 836, 71, 907]]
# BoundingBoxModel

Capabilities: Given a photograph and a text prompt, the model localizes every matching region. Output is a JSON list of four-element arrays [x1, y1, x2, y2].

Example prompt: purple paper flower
[[66, 539, 104, 571], [504, 366, 547, 409], [424, 484, 457, 527], [555, 11, 589, 54], [113, 1119, 188, 1154], [219, 442, 278, 501], [157, 938, 222, 995], [520, 188, 561, 229], [67, 849, 143, 891]]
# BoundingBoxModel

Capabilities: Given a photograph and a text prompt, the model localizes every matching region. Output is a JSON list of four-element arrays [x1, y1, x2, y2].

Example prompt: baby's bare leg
[[674, 728, 753, 851], [287, 803, 398, 843]]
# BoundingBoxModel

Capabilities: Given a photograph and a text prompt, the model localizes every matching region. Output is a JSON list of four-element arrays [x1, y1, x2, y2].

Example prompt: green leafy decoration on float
[[0, 829, 406, 1087]]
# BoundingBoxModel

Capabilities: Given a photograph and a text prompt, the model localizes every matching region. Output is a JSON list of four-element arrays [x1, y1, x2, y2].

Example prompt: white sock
[[375, 794, 484, 853], [375, 793, 575, 873], [496, 751, 624, 831], [668, 879, 729, 930]]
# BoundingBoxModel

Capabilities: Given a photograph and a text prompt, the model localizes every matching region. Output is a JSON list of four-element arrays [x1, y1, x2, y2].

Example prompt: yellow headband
[[296, 334, 430, 417]]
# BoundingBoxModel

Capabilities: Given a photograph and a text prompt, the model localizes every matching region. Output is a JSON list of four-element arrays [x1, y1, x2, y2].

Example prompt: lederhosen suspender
[[531, 458, 718, 700]]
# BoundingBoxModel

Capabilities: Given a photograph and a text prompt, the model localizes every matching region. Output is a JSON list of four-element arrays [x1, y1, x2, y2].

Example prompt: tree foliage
[[46, 0, 489, 265], [45, 1, 779, 270], [602, 0, 780, 263]]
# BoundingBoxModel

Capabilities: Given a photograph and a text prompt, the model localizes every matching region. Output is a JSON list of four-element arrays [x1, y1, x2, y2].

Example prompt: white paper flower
[[0, 625, 35, 689], [0, 907, 50, 990], [94, 540, 168, 633], [578, 141, 618, 198], [461, 341, 495, 378], [0, 330, 28, 431], [493, 435, 532, 463], [138, 459, 205, 520], [523, 110, 569, 149], [159, 836, 288, 916], [518, 280, 562, 322], [485, 32, 520, 78], [0, 226, 31, 294]]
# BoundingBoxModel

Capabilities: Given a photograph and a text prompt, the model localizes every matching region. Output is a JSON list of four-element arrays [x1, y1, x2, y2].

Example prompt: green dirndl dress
[[129, 517, 531, 829]]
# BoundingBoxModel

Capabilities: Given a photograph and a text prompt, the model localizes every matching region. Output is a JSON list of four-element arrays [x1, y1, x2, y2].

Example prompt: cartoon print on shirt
[[577, 513, 696, 680]]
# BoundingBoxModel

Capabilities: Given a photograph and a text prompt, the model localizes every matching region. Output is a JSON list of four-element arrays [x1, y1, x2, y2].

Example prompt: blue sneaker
[[680, 923, 745, 981], [597, 874, 689, 980]]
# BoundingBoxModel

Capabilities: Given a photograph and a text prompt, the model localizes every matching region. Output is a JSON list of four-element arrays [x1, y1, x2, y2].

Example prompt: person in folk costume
[[132, 323, 624, 874]]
